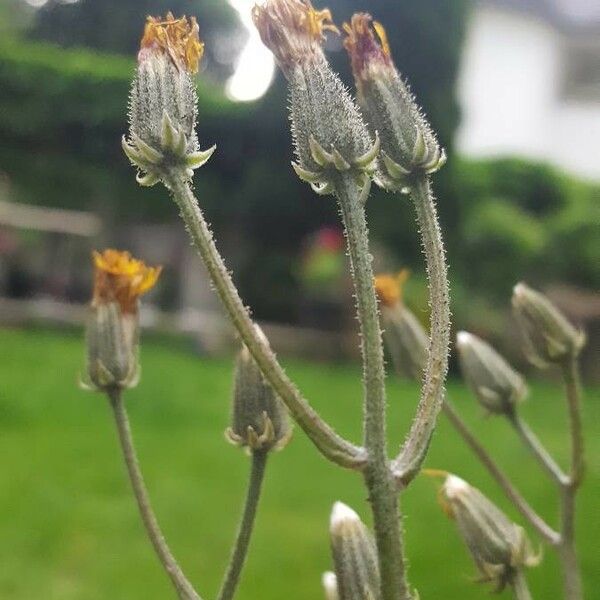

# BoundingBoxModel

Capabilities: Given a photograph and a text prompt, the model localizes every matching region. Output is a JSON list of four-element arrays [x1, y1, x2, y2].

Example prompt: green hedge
[[453, 158, 600, 295], [0, 40, 240, 157], [0, 40, 255, 220]]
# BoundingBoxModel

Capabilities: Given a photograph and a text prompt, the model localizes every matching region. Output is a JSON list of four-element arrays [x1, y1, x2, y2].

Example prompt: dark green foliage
[[0, 40, 245, 220], [453, 158, 600, 297], [0, 40, 234, 156]]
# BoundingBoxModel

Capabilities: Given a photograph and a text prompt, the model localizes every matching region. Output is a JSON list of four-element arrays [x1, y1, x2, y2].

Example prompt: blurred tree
[[0, 0, 34, 36], [29, 0, 244, 80]]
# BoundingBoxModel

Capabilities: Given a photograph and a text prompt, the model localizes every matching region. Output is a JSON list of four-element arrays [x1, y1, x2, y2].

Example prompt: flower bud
[[83, 250, 161, 392], [322, 571, 340, 600], [456, 331, 527, 416], [432, 472, 540, 592], [375, 272, 428, 381], [253, 0, 379, 197], [122, 13, 215, 187], [512, 283, 585, 369], [329, 502, 379, 600], [343, 14, 445, 193], [226, 337, 292, 452]]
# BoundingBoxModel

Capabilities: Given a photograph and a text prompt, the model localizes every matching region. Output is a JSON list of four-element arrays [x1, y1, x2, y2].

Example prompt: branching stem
[[394, 176, 450, 483], [442, 399, 560, 545], [217, 450, 268, 600], [507, 412, 568, 486], [335, 174, 410, 600], [164, 172, 364, 470], [511, 570, 533, 600], [108, 390, 201, 600], [558, 357, 584, 600]]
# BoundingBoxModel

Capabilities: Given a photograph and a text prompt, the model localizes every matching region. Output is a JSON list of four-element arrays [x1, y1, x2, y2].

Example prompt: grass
[[0, 327, 598, 600]]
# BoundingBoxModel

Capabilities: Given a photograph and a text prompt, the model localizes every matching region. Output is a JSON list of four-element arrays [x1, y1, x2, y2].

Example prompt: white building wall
[[456, 4, 600, 181], [551, 102, 600, 180]]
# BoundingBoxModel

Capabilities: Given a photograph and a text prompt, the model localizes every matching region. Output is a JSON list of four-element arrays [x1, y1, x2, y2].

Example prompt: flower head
[[512, 282, 585, 368], [343, 13, 392, 81], [252, 0, 338, 75], [343, 12, 445, 190], [375, 270, 428, 381], [374, 269, 410, 308], [92, 249, 161, 314], [140, 12, 204, 74], [123, 13, 215, 187], [226, 327, 292, 452], [427, 471, 540, 592], [329, 502, 379, 599], [84, 250, 160, 393], [456, 331, 528, 416]]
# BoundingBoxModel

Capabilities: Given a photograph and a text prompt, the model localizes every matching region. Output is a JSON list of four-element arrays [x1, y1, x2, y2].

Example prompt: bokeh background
[[0, 1, 598, 599]]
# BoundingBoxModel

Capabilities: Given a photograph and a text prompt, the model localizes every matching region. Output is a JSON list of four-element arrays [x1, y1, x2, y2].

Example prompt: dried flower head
[[252, 0, 338, 75], [427, 471, 540, 592], [253, 0, 378, 198], [374, 269, 410, 308], [343, 13, 391, 81], [123, 13, 215, 187], [84, 250, 161, 393], [93, 249, 161, 314], [140, 12, 204, 74], [343, 13, 445, 191]]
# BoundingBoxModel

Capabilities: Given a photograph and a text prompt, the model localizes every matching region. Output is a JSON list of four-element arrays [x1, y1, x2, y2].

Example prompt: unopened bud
[[512, 283, 585, 368], [322, 571, 339, 600], [343, 14, 445, 193], [456, 331, 527, 416], [432, 472, 540, 592], [123, 13, 215, 187], [375, 272, 427, 381], [329, 502, 379, 600], [253, 0, 378, 198], [226, 337, 292, 452], [83, 250, 161, 393]]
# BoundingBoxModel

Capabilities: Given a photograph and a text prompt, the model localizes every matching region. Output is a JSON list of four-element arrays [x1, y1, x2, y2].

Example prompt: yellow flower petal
[[92, 249, 162, 313]]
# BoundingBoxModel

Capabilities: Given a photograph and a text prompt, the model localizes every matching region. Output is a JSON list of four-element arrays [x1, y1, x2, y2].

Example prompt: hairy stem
[[164, 172, 364, 469], [511, 570, 533, 600], [394, 176, 450, 483], [508, 412, 568, 486], [558, 357, 584, 600], [336, 174, 410, 600], [108, 390, 201, 600], [562, 358, 584, 489], [559, 531, 582, 600], [442, 399, 560, 545], [217, 450, 268, 600]]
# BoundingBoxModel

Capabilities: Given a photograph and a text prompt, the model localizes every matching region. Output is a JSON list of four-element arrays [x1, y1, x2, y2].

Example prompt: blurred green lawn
[[0, 328, 598, 599]]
